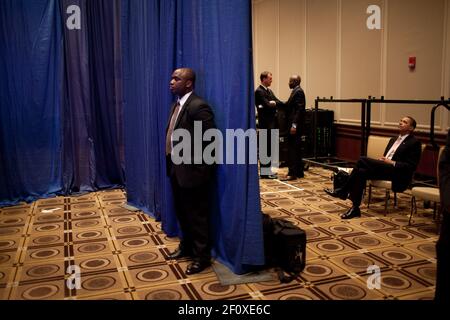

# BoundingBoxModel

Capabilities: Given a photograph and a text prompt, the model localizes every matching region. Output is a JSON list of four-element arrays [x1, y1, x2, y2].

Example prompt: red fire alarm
[[409, 56, 416, 70]]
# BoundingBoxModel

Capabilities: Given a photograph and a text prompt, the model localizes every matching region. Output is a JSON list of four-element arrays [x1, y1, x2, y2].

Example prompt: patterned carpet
[[0, 167, 439, 300]]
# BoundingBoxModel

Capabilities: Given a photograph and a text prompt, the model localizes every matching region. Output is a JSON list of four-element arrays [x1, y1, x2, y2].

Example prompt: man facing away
[[165, 68, 216, 275], [279, 75, 306, 181], [255, 71, 283, 179], [325, 116, 422, 219]]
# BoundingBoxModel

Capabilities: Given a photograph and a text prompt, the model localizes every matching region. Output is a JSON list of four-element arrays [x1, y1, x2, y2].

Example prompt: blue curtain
[[121, 0, 264, 273], [60, 0, 125, 193], [0, 0, 63, 205], [1, 0, 263, 273], [0, 0, 125, 206]]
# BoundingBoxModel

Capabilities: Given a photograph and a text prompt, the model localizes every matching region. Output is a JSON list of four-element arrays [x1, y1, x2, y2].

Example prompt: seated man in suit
[[325, 116, 422, 219]]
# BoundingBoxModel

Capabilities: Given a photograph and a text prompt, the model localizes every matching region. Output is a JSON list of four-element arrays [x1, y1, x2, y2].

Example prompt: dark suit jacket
[[383, 134, 422, 192], [255, 85, 282, 130], [166, 93, 216, 188], [284, 85, 306, 135], [439, 129, 450, 213]]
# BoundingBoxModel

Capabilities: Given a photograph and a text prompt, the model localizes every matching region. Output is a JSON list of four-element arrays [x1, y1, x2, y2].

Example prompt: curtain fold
[[60, 0, 125, 193], [0, 0, 63, 206], [0, 0, 125, 207]]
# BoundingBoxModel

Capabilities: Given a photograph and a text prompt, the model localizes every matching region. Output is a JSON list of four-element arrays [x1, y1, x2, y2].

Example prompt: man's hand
[[269, 100, 276, 107], [379, 156, 395, 166], [290, 127, 297, 135]]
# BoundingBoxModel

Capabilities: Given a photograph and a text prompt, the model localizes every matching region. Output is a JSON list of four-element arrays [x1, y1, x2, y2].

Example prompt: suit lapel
[[287, 87, 299, 104], [390, 135, 414, 159], [166, 102, 178, 134], [174, 93, 195, 129], [386, 137, 395, 151], [395, 135, 412, 154]]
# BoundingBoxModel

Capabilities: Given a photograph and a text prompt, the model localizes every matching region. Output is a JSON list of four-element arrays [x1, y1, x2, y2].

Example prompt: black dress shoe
[[261, 174, 278, 179], [185, 261, 211, 275], [324, 188, 348, 200], [167, 247, 191, 260], [340, 207, 361, 219], [280, 175, 296, 181]]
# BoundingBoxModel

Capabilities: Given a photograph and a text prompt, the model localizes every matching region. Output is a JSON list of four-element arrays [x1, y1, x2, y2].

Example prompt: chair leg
[[394, 192, 397, 208], [409, 196, 416, 225], [384, 190, 389, 216], [368, 184, 372, 208]]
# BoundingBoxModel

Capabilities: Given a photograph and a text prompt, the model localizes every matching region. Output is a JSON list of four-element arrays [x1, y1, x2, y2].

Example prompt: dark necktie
[[166, 101, 181, 155]]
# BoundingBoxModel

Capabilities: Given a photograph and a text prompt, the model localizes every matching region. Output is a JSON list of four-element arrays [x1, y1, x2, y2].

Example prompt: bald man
[[280, 75, 306, 181], [165, 68, 216, 275]]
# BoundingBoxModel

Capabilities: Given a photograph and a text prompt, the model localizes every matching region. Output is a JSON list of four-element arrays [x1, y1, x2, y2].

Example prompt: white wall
[[253, 0, 450, 133]]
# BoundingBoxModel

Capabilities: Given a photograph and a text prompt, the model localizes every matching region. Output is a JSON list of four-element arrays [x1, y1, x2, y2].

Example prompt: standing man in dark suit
[[325, 116, 422, 219], [255, 71, 283, 179], [165, 68, 216, 275], [435, 128, 450, 301], [280, 75, 306, 181]]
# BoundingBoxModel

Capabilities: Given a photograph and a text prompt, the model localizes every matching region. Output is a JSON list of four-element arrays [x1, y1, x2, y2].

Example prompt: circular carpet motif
[[117, 226, 143, 235], [329, 283, 366, 300], [304, 264, 333, 277], [145, 289, 182, 300], [35, 224, 60, 232], [279, 293, 314, 300], [361, 221, 386, 229], [80, 258, 111, 270], [30, 249, 60, 259], [416, 267, 436, 280], [74, 220, 100, 228], [113, 217, 136, 223], [32, 235, 61, 245], [22, 285, 59, 300], [122, 238, 149, 248], [129, 252, 158, 264], [26, 264, 60, 278], [381, 275, 412, 290], [353, 236, 381, 247], [82, 276, 116, 291], [0, 228, 21, 236], [74, 211, 97, 218], [307, 215, 331, 224], [78, 243, 106, 253], [342, 256, 374, 269], [201, 281, 236, 296], [136, 269, 169, 282], [382, 250, 413, 262], [386, 231, 414, 241], [329, 225, 354, 233], [0, 240, 16, 249], [76, 231, 103, 240], [317, 242, 345, 252]]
